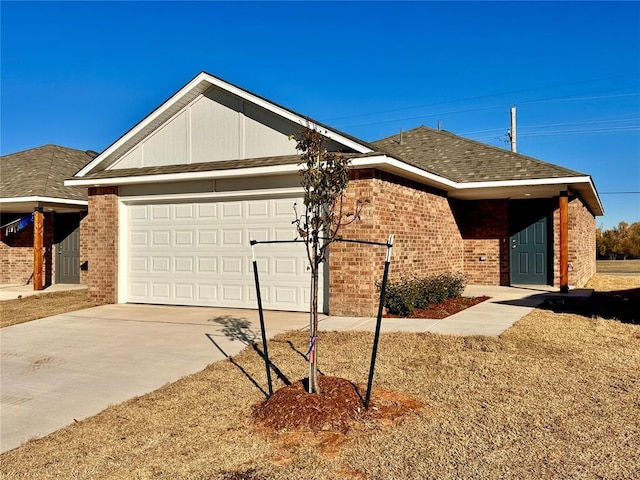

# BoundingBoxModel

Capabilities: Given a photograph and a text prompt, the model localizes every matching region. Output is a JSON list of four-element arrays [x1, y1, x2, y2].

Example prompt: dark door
[[55, 215, 81, 284], [509, 201, 550, 285]]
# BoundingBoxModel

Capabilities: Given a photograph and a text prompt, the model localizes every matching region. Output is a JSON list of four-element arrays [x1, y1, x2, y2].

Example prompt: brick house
[[66, 72, 602, 316], [1, 145, 95, 288]]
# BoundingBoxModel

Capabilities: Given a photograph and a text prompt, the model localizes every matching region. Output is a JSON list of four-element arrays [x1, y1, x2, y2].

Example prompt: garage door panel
[[197, 284, 218, 302], [152, 231, 171, 246], [174, 256, 194, 272], [151, 256, 170, 272], [248, 201, 269, 218], [274, 199, 296, 217], [198, 230, 217, 246], [130, 231, 148, 246], [151, 282, 171, 298], [126, 198, 322, 311], [175, 230, 194, 246], [151, 205, 170, 220], [197, 257, 217, 273], [222, 229, 243, 246]]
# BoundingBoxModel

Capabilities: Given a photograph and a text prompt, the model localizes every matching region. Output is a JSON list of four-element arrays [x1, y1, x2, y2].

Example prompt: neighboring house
[[66, 72, 602, 316], [0, 145, 96, 288]]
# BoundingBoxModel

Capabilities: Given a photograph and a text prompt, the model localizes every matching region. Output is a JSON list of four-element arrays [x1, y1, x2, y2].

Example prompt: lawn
[[1, 275, 639, 479], [0, 290, 97, 328], [596, 259, 640, 274]]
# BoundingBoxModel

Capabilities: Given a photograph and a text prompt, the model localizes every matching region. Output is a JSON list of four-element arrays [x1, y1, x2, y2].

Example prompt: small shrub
[[382, 273, 466, 316], [383, 278, 416, 316]]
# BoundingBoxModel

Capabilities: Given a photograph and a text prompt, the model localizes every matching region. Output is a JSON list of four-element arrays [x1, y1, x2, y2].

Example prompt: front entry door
[[56, 221, 80, 284], [509, 206, 549, 285]]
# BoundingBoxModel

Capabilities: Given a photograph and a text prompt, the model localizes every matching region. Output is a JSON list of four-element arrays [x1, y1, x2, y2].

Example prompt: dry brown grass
[[1, 278, 639, 479], [0, 290, 97, 328], [596, 259, 640, 274], [586, 273, 640, 292]]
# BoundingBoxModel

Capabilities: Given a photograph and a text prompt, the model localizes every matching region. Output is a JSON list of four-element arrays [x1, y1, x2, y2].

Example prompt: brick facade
[[329, 169, 464, 316], [552, 195, 596, 288], [455, 199, 509, 285], [0, 212, 54, 285], [85, 186, 119, 304]]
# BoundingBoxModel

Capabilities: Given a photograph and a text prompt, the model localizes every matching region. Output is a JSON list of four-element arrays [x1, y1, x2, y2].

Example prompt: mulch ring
[[253, 376, 422, 436], [384, 296, 490, 319]]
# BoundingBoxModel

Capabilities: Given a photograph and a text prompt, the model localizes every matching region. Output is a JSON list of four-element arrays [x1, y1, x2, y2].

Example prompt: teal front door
[[509, 202, 550, 285]]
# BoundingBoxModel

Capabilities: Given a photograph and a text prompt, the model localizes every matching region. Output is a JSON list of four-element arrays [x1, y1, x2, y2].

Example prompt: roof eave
[[67, 154, 603, 215]]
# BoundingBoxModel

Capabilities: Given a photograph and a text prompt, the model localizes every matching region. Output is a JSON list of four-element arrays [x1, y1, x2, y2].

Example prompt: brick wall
[[329, 169, 464, 316], [568, 196, 596, 287], [0, 212, 54, 285], [79, 211, 89, 285], [454, 199, 509, 285], [85, 186, 119, 304], [552, 194, 596, 288]]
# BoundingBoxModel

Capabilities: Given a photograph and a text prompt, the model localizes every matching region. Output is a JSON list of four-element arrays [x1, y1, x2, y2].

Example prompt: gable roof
[[75, 71, 377, 177], [372, 126, 584, 183], [1, 145, 94, 208], [66, 72, 603, 216]]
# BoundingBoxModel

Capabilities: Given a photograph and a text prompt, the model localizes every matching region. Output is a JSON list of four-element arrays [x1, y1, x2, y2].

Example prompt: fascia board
[[350, 156, 458, 190], [119, 186, 305, 204], [65, 164, 304, 187], [76, 73, 373, 178], [75, 73, 210, 177], [455, 176, 593, 189], [67, 154, 604, 215], [0, 196, 88, 206]]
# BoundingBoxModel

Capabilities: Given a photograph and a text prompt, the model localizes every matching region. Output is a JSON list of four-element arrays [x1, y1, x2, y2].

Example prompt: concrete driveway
[[1, 284, 583, 453], [0, 304, 312, 453]]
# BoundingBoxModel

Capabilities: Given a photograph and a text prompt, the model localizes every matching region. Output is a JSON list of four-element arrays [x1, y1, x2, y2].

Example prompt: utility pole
[[510, 105, 517, 153]]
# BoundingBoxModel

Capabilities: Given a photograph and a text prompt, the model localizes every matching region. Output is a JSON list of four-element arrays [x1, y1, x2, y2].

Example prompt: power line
[[325, 73, 639, 122], [600, 192, 640, 195], [460, 115, 640, 137]]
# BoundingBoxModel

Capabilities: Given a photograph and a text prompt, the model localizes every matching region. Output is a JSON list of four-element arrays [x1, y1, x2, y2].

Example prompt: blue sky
[[1, 1, 638, 229]]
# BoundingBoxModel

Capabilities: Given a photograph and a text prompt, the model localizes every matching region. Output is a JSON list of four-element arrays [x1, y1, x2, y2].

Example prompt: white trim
[[76, 72, 372, 177], [454, 176, 593, 190], [117, 200, 128, 304], [351, 156, 458, 189], [0, 196, 88, 206], [66, 164, 303, 187], [66, 153, 604, 214], [119, 187, 304, 204]]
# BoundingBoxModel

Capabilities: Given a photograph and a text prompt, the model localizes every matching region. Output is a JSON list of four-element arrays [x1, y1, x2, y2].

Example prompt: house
[[1, 145, 96, 288], [66, 72, 602, 316]]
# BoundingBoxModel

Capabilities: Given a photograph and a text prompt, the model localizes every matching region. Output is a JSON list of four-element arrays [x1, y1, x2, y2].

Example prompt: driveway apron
[[0, 304, 310, 453]]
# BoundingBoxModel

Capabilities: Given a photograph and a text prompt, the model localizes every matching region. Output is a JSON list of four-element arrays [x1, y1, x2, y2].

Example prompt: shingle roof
[[0, 145, 95, 200], [78, 152, 383, 180], [83, 155, 304, 180], [372, 126, 585, 183]]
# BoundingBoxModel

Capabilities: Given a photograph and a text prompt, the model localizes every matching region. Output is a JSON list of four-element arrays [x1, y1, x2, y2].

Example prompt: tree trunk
[[308, 268, 320, 393]]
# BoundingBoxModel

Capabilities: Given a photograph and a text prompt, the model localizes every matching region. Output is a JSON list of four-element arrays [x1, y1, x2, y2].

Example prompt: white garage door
[[125, 197, 320, 311]]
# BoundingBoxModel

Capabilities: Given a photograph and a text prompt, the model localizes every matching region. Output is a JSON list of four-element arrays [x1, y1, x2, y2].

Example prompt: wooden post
[[559, 191, 569, 293], [33, 208, 44, 291]]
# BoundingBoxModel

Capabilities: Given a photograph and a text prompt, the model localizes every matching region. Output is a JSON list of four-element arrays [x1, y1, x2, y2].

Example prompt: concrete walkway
[[0, 285, 590, 453], [0, 283, 87, 301]]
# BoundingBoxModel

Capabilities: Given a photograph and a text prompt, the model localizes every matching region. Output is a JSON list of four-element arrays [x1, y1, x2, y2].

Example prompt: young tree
[[292, 127, 365, 394]]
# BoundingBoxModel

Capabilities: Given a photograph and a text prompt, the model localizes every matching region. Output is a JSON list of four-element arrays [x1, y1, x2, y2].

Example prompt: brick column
[[86, 186, 119, 304]]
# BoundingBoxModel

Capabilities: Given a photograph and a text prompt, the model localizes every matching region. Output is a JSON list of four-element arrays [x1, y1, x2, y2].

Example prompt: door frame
[[54, 213, 81, 284], [508, 199, 553, 286]]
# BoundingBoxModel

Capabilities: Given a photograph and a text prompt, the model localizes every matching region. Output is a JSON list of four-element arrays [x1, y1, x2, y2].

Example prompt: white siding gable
[[109, 86, 300, 170]]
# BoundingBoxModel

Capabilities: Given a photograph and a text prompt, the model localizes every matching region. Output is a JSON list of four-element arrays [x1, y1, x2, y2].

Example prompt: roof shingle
[[1, 145, 95, 200], [372, 126, 585, 183]]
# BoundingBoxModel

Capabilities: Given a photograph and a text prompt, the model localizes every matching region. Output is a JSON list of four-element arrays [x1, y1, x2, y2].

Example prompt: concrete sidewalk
[[0, 285, 590, 453], [0, 283, 88, 301]]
